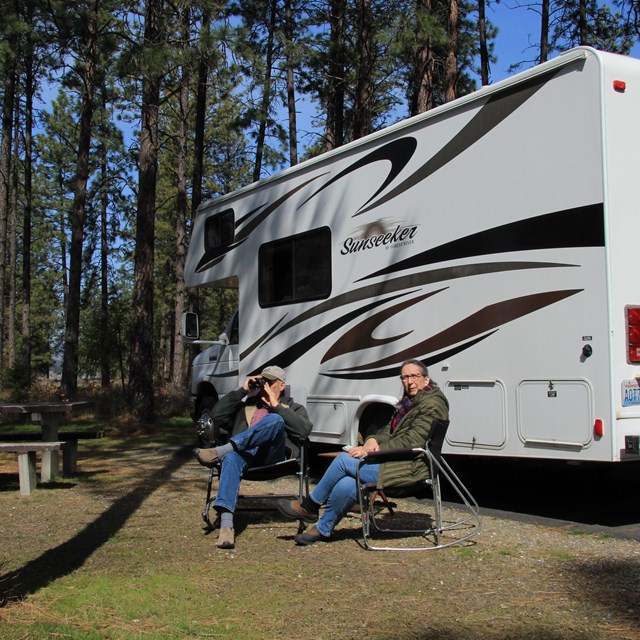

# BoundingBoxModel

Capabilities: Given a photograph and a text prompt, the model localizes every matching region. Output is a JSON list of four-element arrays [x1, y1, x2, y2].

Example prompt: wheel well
[[195, 383, 219, 416], [358, 402, 395, 442]]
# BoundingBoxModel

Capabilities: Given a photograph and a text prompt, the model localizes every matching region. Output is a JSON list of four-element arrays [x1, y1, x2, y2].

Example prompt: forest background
[[0, 0, 638, 423]]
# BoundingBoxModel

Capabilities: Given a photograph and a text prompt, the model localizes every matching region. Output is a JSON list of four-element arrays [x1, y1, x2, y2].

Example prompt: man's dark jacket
[[212, 387, 312, 457]]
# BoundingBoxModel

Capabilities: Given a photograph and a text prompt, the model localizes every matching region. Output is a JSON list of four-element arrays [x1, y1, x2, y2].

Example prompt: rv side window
[[259, 227, 331, 307], [204, 209, 234, 251]]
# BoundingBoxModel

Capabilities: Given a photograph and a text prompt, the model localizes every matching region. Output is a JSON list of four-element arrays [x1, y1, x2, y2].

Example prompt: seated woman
[[277, 358, 449, 545]]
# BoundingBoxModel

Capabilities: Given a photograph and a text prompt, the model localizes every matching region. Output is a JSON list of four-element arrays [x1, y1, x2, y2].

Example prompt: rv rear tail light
[[613, 80, 626, 92], [594, 419, 604, 438], [626, 306, 640, 364], [629, 325, 640, 343], [628, 307, 640, 324]]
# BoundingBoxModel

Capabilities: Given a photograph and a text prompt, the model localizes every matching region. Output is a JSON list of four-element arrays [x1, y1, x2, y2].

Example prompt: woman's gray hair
[[400, 359, 428, 376]]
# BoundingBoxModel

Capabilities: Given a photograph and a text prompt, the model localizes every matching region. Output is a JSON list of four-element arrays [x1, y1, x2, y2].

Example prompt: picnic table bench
[[0, 401, 94, 493], [0, 429, 105, 477], [0, 441, 68, 496]]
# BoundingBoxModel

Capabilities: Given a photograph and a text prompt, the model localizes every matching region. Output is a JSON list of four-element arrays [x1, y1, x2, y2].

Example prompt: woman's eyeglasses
[[400, 373, 424, 382]]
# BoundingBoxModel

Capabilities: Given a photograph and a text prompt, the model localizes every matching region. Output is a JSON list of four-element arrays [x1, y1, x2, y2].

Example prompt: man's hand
[[242, 376, 261, 393], [261, 381, 281, 409]]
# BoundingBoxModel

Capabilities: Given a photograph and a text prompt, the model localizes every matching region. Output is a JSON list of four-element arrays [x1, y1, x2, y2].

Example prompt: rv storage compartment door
[[306, 397, 351, 443], [445, 380, 506, 449], [517, 379, 593, 449]]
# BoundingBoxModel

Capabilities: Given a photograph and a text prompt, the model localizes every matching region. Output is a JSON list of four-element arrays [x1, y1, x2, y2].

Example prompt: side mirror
[[181, 312, 199, 339], [218, 332, 229, 347]]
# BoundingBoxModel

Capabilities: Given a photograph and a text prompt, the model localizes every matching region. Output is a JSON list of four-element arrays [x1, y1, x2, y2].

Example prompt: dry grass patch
[[0, 426, 639, 639]]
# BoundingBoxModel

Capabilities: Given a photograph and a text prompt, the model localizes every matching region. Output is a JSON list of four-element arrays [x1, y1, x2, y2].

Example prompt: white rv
[[184, 47, 640, 463]]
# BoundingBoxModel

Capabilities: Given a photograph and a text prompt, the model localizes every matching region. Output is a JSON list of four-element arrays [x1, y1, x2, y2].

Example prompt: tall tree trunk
[[188, 7, 211, 370], [444, 0, 458, 102], [326, 0, 346, 149], [99, 90, 110, 387], [539, 0, 550, 62], [191, 8, 210, 221], [59, 183, 68, 304], [284, 0, 298, 166], [128, 0, 164, 422], [8, 109, 20, 370], [578, 0, 588, 45], [61, 0, 99, 400], [252, 0, 277, 183], [21, 0, 35, 388], [411, 0, 435, 115], [171, 4, 189, 391], [352, 0, 374, 140], [0, 62, 16, 391], [478, 0, 489, 85]]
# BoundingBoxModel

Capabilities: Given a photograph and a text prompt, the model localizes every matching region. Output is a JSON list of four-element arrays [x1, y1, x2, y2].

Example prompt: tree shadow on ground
[[569, 557, 640, 623], [0, 445, 193, 606]]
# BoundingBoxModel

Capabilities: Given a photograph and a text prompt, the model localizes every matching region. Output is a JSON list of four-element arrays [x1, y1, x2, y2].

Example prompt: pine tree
[[128, 0, 167, 422]]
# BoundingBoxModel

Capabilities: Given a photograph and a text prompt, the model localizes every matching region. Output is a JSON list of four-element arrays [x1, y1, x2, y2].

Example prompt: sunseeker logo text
[[340, 223, 417, 255]]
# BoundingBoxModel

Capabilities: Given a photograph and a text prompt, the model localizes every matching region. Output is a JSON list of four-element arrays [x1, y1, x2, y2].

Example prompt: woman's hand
[[348, 438, 380, 458]]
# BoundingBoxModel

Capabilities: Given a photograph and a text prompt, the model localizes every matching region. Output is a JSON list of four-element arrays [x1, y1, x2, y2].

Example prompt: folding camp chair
[[202, 435, 310, 530], [201, 384, 311, 531], [356, 419, 481, 551]]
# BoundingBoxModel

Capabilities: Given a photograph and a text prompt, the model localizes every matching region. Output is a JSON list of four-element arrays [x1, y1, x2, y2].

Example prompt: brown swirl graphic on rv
[[243, 291, 416, 363], [355, 66, 563, 217], [327, 334, 493, 381], [326, 289, 582, 375], [242, 260, 575, 359], [321, 290, 445, 364], [249, 288, 582, 380]]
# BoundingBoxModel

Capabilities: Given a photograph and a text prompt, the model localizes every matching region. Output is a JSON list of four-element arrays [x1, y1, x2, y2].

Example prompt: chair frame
[[202, 437, 310, 530], [356, 419, 481, 551]]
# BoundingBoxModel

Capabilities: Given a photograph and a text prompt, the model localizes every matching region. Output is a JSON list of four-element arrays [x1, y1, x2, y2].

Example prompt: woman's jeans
[[311, 452, 380, 537], [214, 413, 286, 513]]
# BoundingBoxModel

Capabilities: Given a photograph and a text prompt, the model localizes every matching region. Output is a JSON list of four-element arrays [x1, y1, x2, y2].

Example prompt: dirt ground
[[0, 436, 639, 639]]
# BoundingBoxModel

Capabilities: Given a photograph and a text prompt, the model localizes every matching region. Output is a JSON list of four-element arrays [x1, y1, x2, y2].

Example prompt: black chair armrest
[[361, 447, 423, 464], [288, 434, 310, 446]]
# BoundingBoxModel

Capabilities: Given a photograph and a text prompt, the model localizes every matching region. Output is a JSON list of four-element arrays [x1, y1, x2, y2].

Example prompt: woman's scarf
[[390, 383, 432, 433]]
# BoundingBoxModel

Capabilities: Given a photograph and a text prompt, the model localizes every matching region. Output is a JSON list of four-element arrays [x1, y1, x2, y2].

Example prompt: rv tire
[[196, 396, 218, 447]]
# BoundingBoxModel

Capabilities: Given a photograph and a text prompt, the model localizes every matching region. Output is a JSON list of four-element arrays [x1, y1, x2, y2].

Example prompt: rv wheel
[[196, 396, 217, 447]]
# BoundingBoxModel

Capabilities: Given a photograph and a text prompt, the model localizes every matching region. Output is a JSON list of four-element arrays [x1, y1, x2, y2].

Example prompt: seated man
[[277, 359, 448, 546], [193, 365, 312, 550]]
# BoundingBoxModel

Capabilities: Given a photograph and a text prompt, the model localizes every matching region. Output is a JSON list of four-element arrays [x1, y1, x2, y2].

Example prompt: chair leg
[[358, 484, 373, 550], [202, 467, 217, 530], [372, 489, 395, 515], [355, 448, 481, 551], [432, 474, 442, 547]]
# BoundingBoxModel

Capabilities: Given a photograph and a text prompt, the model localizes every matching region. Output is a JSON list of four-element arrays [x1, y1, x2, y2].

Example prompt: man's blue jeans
[[310, 452, 380, 537], [214, 413, 286, 513]]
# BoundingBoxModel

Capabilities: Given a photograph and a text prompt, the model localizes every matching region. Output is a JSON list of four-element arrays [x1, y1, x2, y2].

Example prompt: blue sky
[[486, 0, 640, 82], [488, 1, 544, 81]]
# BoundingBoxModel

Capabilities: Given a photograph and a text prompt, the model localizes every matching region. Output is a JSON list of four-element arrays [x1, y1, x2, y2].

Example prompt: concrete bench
[[0, 430, 105, 477], [0, 441, 67, 496]]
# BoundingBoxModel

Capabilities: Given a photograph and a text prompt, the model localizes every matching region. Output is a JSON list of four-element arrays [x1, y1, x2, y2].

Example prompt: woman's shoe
[[294, 525, 329, 546], [277, 498, 319, 524]]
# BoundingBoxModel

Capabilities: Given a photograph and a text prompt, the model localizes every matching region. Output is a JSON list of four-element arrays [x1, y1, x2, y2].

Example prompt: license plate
[[622, 379, 640, 406]]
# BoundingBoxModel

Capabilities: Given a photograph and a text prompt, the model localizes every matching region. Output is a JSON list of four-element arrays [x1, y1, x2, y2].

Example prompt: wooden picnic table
[[0, 400, 93, 482]]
